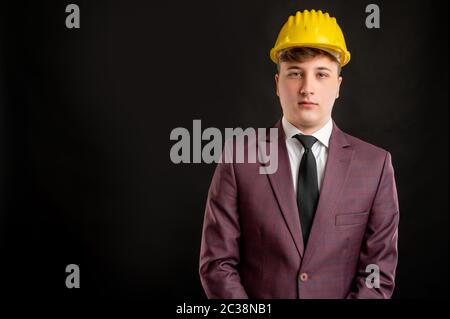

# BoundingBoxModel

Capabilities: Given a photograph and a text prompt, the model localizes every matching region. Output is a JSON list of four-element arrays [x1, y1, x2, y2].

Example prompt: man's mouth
[[298, 101, 318, 108]]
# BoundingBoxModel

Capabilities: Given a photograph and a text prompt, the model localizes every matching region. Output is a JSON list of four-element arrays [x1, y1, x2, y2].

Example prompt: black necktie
[[293, 134, 319, 246]]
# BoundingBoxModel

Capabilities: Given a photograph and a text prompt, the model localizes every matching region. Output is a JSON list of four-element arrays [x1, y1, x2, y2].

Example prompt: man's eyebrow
[[316, 66, 332, 72], [286, 66, 333, 72]]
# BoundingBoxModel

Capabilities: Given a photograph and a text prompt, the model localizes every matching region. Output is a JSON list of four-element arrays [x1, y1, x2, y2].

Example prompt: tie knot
[[293, 134, 318, 150]]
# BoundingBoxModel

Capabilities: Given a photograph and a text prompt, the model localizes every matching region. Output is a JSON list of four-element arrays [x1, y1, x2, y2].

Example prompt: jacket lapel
[[302, 121, 354, 265], [261, 120, 305, 258]]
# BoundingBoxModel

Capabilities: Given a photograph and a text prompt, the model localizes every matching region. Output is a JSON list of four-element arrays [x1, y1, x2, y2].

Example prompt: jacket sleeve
[[346, 151, 400, 299], [199, 142, 248, 299]]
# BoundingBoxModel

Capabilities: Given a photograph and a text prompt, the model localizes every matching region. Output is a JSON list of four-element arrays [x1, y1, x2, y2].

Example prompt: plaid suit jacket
[[199, 119, 399, 299]]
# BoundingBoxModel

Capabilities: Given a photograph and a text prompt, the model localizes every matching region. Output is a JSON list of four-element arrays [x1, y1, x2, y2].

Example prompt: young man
[[199, 10, 399, 299]]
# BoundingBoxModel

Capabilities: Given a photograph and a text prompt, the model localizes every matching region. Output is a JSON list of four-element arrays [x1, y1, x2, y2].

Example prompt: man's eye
[[318, 73, 329, 78], [288, 72, 301, 77]]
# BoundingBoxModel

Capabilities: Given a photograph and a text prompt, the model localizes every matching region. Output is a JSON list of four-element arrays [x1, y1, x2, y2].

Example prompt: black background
[[0, 0, 448, 300]]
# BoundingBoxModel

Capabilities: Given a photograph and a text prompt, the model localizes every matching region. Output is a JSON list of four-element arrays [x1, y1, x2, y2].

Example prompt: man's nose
[[299, 76, 314, 96]]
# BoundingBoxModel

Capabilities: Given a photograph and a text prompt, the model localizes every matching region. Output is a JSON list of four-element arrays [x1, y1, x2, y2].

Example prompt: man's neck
[[289, 119, 331, 135]]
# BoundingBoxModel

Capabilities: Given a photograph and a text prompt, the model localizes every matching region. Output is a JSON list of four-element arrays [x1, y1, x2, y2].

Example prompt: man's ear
[[336, 76, 343, 99], [275, 73, 279, 96]]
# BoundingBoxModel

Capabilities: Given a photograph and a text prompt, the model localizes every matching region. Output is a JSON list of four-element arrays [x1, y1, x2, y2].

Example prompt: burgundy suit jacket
[[199, 119, 399, 299]]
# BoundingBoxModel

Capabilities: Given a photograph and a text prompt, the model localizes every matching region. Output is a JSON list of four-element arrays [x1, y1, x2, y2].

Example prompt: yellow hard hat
[[270, 9, 351, 67]]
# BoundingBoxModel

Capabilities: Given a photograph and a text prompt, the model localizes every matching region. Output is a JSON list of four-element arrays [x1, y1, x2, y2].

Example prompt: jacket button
[[300, 273, 309, 281]]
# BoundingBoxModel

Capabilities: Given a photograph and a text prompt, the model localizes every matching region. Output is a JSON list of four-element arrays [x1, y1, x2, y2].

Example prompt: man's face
[[275, 55, 342, 133]]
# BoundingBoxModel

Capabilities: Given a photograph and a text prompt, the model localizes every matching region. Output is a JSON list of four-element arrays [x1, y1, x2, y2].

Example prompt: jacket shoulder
[[342, 131, 389, 160]]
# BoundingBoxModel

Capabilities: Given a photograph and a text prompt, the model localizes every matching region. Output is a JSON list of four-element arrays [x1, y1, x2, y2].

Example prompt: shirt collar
[[281, 116, 333, 148]]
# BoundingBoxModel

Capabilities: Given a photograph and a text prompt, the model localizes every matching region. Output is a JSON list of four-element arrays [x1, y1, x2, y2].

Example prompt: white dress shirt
[[281, 116, 333, 193]]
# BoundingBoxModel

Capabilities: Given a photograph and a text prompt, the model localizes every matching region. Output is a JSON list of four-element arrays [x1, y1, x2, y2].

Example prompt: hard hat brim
[[270, 43, 351, 67]]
